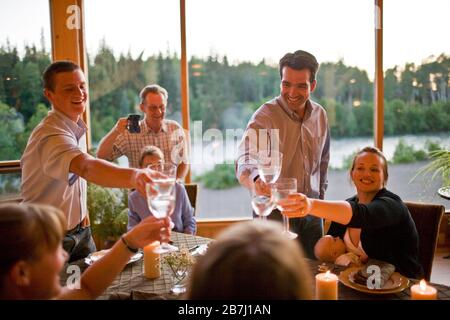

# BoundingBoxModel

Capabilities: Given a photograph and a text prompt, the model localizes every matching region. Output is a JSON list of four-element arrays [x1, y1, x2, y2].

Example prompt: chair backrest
[[184, 183, 198, 215], [404, 201, 444, 281]]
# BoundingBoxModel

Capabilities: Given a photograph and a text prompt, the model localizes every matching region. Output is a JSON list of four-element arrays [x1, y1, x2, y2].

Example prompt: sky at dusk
[[1, 0, 449, 79]]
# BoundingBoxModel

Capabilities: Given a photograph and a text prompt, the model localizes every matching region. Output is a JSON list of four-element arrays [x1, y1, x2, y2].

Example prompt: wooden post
[[374, 0, 384, 151], [180, 0, 191, 182], [49, 0, 91, 149]]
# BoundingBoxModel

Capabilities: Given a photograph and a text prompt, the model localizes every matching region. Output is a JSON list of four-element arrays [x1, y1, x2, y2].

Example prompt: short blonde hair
[[187, 220, 313, 299], [138, 145, 164, 167], [0, 203, 66, 275]]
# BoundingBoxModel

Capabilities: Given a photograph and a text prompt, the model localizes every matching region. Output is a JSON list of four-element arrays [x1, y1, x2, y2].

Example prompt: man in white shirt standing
[[21, 61, 160, 262]]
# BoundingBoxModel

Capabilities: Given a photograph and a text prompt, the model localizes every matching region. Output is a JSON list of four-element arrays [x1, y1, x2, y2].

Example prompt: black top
[[327, 188, 423, 279]]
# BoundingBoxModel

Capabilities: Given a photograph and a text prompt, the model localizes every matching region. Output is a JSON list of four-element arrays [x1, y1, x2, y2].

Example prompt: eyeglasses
[[144, 104, 166, 112]]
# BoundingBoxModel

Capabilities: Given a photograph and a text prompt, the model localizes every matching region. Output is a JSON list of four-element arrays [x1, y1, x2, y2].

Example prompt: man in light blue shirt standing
[[21, 61, 163, 262], [236, 50, 330, 259]]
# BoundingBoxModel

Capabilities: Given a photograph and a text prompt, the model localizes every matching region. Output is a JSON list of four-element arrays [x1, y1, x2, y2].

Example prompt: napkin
[[353, 259, 395, 288], [335, 252, 363, 267]]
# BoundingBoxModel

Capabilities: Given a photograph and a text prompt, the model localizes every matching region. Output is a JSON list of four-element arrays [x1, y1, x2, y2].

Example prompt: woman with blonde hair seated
[[0, 202, 169, 299], [281, 146, 423, 279], [186, 220, 313, 300]]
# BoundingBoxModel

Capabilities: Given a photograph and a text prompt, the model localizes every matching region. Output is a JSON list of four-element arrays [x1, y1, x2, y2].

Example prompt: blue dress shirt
[[127, 183, 196, 234]]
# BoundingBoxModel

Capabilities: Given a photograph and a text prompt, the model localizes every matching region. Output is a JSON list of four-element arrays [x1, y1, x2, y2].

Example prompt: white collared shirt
[[21, 109, 87, 230]]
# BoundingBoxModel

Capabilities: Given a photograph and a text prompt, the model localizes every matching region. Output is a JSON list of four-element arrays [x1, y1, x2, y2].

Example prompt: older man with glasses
[[97, 84, 189, 180]]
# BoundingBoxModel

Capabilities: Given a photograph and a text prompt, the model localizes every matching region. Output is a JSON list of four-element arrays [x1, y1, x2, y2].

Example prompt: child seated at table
[[128, 145, 196, 234], [314, 234, 367, 267]]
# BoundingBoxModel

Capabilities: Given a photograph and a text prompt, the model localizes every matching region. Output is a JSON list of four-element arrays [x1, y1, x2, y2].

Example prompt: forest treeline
[[1, 40, 449, 161]]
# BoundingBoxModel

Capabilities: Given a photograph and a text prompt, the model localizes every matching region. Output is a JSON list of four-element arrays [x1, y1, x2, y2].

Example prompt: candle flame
[[325, 270, 331, 278], [419, 279, 427, 291]]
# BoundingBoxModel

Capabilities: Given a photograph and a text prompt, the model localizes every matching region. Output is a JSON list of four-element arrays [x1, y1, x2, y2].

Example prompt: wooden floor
[[431, 247, 450, 285]]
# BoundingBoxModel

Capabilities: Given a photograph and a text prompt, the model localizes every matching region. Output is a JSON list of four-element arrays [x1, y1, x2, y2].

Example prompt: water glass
[[271, 177, 298, 239]]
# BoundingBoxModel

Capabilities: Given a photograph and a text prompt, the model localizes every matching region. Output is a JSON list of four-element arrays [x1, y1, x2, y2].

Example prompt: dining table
[[60, 231, 450, 300]]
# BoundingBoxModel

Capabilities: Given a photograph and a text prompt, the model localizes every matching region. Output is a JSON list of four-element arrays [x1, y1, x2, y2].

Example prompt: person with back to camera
[[279, 146, 423, 279], [0, 202, 170, 300], [186, 220, 313, 300]]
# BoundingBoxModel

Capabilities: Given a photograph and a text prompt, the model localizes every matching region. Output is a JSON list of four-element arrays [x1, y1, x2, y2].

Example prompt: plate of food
[[339, 267, 409, 294], [84, 249, 143, 266]]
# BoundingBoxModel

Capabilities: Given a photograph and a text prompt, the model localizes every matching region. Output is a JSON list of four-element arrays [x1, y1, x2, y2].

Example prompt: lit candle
[[315, 270, 338, 300], [410, 279, 437, 300], [143, 241, 161, 279]]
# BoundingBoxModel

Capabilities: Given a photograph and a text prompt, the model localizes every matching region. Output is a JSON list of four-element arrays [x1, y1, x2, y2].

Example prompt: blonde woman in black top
[[281, 146, 423, 278]]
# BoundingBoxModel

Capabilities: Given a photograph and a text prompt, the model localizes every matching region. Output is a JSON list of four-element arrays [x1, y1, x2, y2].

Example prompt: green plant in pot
[[412, 148, 450, 200], [87, 183, 129, 249]]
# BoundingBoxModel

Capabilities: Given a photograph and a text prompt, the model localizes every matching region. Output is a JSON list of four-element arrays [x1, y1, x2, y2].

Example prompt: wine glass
[[163, 247, 195, 295], [146, 163, 178, 254], [149, 163, 177, 196], [251, 190, 275, 220], [257, 150, 282, 185], [271, 178, 298, 239]]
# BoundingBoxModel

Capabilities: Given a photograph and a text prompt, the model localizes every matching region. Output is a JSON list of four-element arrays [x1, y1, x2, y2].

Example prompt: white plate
[[191, 244, 209, 256], [84, 249, 143, 266], [438, 186, 450, 200], [349, 270, 402, 290], [339, 267, 409, 294]]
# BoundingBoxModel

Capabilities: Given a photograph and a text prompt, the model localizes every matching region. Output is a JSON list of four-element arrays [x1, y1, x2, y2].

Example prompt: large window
[[187, 0, 374, 219], [84, 0, 181, 153], [384, 0, 450, 209], [0, 0, 51, 198], [1, 1, 448, 213]]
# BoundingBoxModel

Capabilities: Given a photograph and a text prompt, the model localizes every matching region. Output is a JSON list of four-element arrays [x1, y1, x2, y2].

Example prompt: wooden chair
[[184, 183, 198, 215], [405, 201, 444, 281]]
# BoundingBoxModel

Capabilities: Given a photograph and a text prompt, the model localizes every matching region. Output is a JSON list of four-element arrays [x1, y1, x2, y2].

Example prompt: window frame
[[0, 0, 385, 209]]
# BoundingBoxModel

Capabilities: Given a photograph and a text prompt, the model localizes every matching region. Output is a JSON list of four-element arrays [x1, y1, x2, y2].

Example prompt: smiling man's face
[[280, 66, 316, 113], [140, 92, 166, 131], [44, 69, 88, 122]]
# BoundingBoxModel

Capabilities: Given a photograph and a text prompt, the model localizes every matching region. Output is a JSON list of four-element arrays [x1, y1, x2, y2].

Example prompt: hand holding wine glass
[[271, 177, 298, 239], [279, 193, 311, 218], [146, 163, 178, 254]]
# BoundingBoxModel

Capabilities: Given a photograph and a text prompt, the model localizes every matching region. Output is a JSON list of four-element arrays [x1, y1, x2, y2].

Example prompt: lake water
[[189, 133, 450, 175], [115, 133, 450, 175]]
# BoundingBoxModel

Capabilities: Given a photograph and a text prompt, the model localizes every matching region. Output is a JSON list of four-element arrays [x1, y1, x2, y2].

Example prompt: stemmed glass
[[251, 189, 275, 220], [271, 178, 298, 239], [163, 247, 195, 295], [257, 150, 283, 185], [250, 150, 282, 220], [146, 163, 178, 254]]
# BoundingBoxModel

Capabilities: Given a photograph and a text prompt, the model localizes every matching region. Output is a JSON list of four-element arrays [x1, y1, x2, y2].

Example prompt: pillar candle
[[411, 280, 437, 300], [315, 270, 338, 300], [143, 241, 161, 279]]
